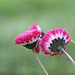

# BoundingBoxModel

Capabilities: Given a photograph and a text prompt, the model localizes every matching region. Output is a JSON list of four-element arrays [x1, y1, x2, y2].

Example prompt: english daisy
[[14, 25, 48, 75], [41, 28, 75, 65]]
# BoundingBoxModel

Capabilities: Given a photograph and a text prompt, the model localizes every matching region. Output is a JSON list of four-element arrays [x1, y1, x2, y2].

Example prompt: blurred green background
[[0, 0, 75, 75]]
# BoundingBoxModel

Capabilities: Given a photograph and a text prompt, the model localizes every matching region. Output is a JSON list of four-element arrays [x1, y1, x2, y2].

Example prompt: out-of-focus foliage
[[0, 0, 75, 75]]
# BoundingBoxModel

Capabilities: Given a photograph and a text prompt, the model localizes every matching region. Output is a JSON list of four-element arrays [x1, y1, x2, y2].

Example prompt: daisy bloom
[[29, 23, 45, 53], [41, 28, 75, 65], [41, 28, 71, 56], [14, 29, 42, 49], [14, 25, 48, 75]]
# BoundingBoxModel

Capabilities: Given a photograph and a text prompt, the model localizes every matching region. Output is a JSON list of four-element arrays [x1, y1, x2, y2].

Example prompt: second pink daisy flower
[[41, 28, 71, 56]]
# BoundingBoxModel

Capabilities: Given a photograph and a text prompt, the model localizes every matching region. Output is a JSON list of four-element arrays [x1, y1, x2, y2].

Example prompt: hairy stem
[[32, 49, 48, 75], [58, 46, 75, 65]]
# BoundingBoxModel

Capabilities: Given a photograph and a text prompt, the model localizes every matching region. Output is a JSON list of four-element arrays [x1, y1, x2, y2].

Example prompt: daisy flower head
[[14, 29, 42, 49], [41, 28, 71, 56], [29, 23, 45, 53]]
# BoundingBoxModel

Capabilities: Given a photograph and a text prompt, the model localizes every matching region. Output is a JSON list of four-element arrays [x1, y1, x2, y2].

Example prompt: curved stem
[[70, 39, 75, 45], [58, 46, 75, 65], [32, 49, 48, 75]]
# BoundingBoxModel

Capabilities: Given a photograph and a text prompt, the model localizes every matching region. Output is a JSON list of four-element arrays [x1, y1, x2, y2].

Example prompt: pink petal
[[14, 29, 42, 45]]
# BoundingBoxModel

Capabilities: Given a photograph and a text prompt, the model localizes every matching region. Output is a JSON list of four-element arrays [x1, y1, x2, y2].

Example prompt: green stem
[[58, 46, 75, 65], [32, 49, 48, 75], [70, 39, 75, 45]]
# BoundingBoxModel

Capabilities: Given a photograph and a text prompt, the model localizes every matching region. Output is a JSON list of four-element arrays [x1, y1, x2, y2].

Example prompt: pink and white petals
[[41, 28, 71, 56], [29, 23, 43, 53], [35, 39, 41, 53], [29, 23, 41, 31], [14, 29, 42, 46]]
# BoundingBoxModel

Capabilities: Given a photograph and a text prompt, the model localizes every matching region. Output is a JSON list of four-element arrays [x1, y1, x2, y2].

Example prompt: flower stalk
[[58, 46, 75, 65], [32, 49, 48, 75], [70, 39, 75, 45]]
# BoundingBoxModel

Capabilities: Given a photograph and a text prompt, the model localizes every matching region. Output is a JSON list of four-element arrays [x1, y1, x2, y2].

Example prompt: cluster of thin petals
[[14, 29, 42, 45]]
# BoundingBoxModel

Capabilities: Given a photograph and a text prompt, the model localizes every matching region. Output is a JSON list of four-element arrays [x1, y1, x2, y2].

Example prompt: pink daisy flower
[[29, 23, 45, 53], [14, 25, 49, 74], [14, 29, 42, 49], [41, 28, 71, 56]]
